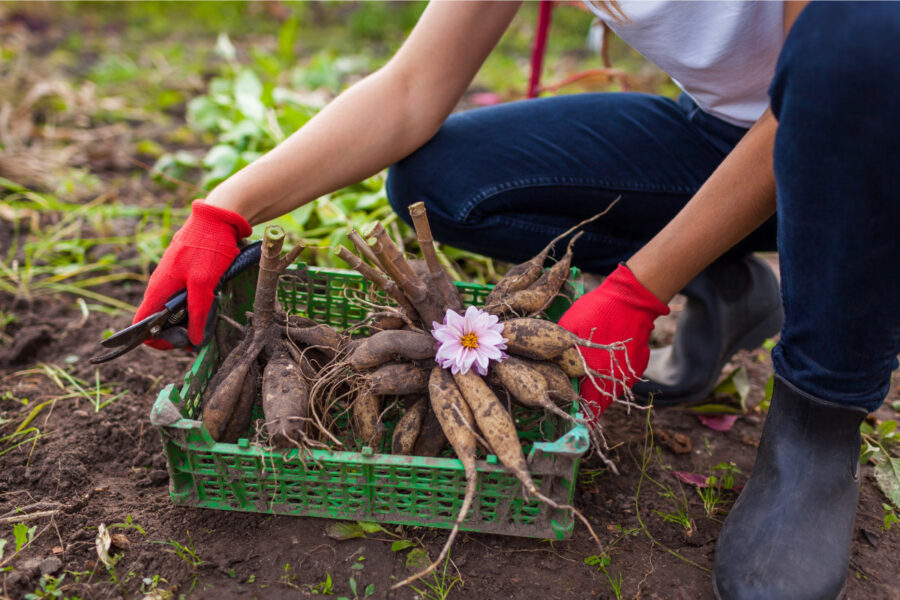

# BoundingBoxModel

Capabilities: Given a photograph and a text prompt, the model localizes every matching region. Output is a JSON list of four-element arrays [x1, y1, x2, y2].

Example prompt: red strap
[[527, 0, 555, 99]]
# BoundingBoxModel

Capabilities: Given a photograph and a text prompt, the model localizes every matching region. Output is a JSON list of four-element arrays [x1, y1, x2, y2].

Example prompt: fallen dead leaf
[[110, 533, 130, 551], [95, 523, 112, 567], [657, 428, 692, 454]]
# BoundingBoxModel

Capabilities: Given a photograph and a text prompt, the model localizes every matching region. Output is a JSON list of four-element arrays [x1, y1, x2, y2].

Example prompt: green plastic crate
[[150, 262, 589, 539]]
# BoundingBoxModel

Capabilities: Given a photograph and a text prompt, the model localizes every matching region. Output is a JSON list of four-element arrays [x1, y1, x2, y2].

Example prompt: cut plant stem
[[408, 202, 462, 312], [369, 237, 443, 327], [335, 246, 419, 321], [254, 226, 287, 328], [348, 228, 390, 274], [369, 221, 420, 284]]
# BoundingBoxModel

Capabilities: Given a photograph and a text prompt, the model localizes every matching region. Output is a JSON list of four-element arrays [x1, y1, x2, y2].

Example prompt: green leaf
[[357, 521, 386, 534], [278, 16, 299, 63], [215, 33, 236, 62], [201, 144, 240, 188], [390, 539, 416, 552], [364, 583, 375, 597], [13, 523, 30, 552], [761, 374, 775, 412], [405, 547, 430, 570], [349, 577, 358, 596], [208, 77, 233, 98], [713, 366, 750, 411], [883, 503, 899, 531], [187, 96, 224, 132], [874, 455, 900, 509], [877, 420, 897, 437], [325, 522, 366, 541], [220, 120, 264, 145], [289, 203, 316, 228], [234, 70, 265, 122]]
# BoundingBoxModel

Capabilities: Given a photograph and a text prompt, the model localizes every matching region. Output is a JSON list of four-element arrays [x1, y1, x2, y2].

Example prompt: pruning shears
[[89, 241, 262, 364]]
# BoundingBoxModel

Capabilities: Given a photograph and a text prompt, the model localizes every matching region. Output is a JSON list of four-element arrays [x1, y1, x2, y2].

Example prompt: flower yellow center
[[460, 333, 479, 349]]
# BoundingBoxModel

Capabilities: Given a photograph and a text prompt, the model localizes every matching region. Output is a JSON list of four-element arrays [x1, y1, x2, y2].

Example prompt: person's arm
[[626, 0, 809, 302], [626, 110, 776, 302], [560, 1, 811, 415], [206, 1, 521, 225]]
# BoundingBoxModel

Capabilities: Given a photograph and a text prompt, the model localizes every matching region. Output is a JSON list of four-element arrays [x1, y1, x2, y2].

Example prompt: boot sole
[[712, 571, 846, 600], [638, 305, 784, 407]]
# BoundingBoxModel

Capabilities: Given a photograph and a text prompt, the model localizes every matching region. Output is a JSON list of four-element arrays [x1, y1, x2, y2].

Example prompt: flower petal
[[479, 345, 503, 360], [479, 311, 500, 329], [432, 326, 458, 344], [436, 340, 462, 363], [464, 306, 480, 322], [459, 347, 478, 374], [478, 330, 505, 347], [445, 309, 466, 333], [473, 351, 490, 375]]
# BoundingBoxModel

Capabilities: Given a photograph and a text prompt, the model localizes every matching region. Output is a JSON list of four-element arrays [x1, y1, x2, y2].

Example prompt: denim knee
[[385, 163, 415, 227], [386, 125, 468, 229], [770, 2, 900, 119]]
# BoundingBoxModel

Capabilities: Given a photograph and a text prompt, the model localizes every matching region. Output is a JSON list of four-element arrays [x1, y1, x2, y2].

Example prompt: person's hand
[[558, 264, 670, 419], [132, 200, 252, 350]]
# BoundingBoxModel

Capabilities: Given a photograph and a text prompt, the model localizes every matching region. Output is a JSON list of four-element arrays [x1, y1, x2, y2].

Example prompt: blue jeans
[[389, 92, 777, 274], [388, 1, 899, 412], [768, 1, 900, 412]]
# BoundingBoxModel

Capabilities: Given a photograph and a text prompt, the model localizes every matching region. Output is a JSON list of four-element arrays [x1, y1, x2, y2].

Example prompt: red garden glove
[[558, 264, 670, 420], [132, 200, 252, 350]]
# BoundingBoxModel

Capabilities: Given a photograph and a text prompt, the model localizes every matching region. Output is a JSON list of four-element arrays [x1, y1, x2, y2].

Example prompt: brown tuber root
[[554, 347, 587, 378], [285, 324, 345, 357], [352, 390, 384, 449], [364, 362, 430, 396], [503, 318, 617, 360], [525, 359, 581, 404], [346, 330, 436, 370], [453, 370, 537, 496], [488, 357, 572, 422], [369, 313, 405, 332], [392, 367, 478, 590], [412, 407, 448, 457], [391, 397, 428, 455], [201, 335, 265, 442], [485, 232, 583, 317], [483, 202, 618, 307], [219, 361, 260, 443], [262, 353, 310, 448]]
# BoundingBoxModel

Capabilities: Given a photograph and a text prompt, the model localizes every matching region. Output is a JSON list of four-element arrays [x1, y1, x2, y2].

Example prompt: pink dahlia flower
[[431, 306, 507, 376]]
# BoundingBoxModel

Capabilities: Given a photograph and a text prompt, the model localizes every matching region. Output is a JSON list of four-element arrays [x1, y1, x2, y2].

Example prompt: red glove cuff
[[603, 264, 671, 319], [191, 200, 252, 240]]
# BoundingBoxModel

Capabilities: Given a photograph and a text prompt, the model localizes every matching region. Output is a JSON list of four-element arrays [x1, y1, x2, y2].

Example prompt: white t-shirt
[[586, 1, 784, 127]]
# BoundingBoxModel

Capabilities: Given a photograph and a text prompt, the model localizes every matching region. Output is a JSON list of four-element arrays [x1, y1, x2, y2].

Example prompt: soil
[[1, 282, 898, 600]]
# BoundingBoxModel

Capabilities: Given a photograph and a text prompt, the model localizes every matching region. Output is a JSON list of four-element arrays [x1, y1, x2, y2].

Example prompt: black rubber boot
[[633, 254, 783, 406], [712, 375, 868, 600]]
